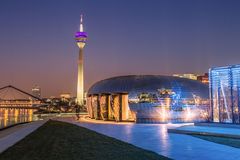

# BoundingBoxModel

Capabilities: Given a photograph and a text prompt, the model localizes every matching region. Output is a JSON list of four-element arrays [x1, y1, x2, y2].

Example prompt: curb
[[168, 128, 240, 139]]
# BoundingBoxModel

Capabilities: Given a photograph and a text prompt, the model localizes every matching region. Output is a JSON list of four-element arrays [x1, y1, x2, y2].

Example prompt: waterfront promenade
[[0, 120, 46, 153], [59, 117, 240, 160], [1, 117, 240, 160]]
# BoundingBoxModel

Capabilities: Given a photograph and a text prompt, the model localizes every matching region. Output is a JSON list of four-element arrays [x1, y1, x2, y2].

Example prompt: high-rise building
[[32, 85, 41, 98], [209, 65, 240, 124], [197, 73, 209, 84], [173, 73, 209, 84], [60, 93, 71, 102], [75, 14, 87, 105], [173, 74, 199, 80]]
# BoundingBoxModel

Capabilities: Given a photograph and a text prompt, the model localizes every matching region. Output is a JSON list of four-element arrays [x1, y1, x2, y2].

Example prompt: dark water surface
[[0, 108, 37, 129]]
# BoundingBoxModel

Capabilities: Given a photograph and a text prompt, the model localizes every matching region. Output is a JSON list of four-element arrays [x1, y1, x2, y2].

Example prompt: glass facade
[[210, 65, 240, 123], [88, 75, 210, 123]]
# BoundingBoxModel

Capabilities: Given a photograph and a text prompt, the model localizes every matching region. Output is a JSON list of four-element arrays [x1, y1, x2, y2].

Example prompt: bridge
[[0, 85, 48, 109]]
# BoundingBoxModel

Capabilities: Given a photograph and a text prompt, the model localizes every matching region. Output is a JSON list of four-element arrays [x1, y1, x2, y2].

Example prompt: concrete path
[[172, 125, 240, 136], [0, 120, 46, 153], [59, 118, 240, 160]]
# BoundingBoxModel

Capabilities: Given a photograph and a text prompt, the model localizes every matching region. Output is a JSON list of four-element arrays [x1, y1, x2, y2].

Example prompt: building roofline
[[210, 64, 240, 70]]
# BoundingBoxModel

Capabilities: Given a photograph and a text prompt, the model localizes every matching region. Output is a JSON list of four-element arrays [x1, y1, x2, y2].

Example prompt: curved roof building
[[88, 75, 208, 98], [87, 75, 210, 123]]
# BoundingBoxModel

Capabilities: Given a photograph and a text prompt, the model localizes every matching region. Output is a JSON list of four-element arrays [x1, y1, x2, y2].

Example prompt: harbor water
[[0, 108, 38, 129]]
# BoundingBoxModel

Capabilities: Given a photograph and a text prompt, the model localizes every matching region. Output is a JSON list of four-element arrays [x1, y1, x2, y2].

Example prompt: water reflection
[[157, 124, 170, 155], [0, 108, 37, 129]]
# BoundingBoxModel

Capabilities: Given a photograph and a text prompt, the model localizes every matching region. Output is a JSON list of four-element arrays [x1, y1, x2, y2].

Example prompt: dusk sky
[[1, 0, 240, 97]]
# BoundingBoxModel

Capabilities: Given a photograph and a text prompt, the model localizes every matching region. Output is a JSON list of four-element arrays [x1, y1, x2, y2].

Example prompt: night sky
[[1, 0, 240, 97]]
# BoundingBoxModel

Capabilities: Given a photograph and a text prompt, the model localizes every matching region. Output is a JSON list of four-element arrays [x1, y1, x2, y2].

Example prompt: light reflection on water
[[0, 108, 38, 129]]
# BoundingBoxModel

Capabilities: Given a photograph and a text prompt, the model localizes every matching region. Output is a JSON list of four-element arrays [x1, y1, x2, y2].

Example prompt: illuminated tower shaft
[[75, 15, 87, 105], [77, 47, 84, 105]]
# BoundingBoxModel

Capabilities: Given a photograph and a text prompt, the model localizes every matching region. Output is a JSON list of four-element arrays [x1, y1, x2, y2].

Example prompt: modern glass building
[[209, 65, 240, 124], [87, 75, 210, 123]]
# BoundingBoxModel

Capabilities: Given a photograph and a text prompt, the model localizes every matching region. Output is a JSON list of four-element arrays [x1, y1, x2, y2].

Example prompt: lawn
[[0, 120, 170, 160], [192, 135, 240, 148]]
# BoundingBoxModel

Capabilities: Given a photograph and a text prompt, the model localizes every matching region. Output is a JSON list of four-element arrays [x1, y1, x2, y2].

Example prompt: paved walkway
[[0, 120, 46, 153], [170, 125, 240, 138], [177, 125, 240, 135], [59, 118, 240, 160]]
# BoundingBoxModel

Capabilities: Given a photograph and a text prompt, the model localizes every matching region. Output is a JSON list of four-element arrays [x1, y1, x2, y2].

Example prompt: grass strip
[[192, 135, 240, 148]]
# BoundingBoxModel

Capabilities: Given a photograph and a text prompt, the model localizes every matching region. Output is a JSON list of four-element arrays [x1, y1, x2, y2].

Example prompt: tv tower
[[75, 14, 87, 105]]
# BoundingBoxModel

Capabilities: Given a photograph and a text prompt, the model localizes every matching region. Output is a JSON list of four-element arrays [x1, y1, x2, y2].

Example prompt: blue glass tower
[[209, 65, 240, 123]]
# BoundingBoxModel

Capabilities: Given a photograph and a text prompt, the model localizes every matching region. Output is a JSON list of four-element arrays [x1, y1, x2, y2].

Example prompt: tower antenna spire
[[80, 14, 84, 32]]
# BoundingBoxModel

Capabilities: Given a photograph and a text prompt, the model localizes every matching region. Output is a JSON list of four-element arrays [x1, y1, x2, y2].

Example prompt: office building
[[209, 65, 240, 124]]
